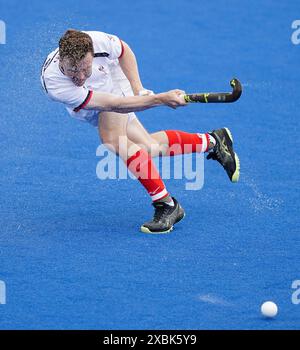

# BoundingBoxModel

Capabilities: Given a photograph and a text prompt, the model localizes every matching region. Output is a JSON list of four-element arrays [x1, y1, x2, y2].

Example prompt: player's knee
[[139, 138, 165, 157], [146, 142, 161, 157]]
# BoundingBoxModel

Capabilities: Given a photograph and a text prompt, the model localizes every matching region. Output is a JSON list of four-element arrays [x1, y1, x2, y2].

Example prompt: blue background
[[0, 0, 299, 329]]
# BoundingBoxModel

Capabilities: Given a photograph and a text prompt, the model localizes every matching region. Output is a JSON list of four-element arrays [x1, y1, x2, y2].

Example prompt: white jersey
[[40, 31, 124, 113]]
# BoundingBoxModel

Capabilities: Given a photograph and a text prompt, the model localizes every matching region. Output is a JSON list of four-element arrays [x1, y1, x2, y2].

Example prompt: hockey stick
[[183, 78, 242, 103]]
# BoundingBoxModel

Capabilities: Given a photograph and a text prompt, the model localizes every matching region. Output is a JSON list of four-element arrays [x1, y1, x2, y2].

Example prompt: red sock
[[127, 148, 169, 202], [165, 130, 210, 156]]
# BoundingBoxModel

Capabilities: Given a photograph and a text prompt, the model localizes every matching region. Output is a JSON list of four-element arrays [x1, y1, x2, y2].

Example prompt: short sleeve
[[84, 31, 124, 60], [46, 78, 93, 112]]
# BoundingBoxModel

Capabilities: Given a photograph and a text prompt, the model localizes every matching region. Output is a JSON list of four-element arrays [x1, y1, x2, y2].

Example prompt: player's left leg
[[151, 129, 240, 182], [126, 117, 239, 182], [126, 117, 214, 156]]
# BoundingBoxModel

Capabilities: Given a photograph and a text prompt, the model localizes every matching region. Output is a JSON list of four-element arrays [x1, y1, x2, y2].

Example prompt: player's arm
[[118, 41, 145, 96], [85, 89, 186, 113]]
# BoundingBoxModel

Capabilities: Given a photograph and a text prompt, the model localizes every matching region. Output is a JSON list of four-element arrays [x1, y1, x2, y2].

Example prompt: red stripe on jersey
[[119, 40, 125, 58], [73, 90, 93, 112]]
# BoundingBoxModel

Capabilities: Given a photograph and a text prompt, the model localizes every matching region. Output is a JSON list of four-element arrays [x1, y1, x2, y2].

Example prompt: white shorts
[[66, 63, 137, 127]]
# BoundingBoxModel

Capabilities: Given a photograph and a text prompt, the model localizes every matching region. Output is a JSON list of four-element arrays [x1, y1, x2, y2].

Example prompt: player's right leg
[[98, 111, 185, 234]]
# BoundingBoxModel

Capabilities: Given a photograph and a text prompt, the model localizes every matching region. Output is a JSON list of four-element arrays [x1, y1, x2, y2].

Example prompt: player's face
[[61, 53, 93, 86]]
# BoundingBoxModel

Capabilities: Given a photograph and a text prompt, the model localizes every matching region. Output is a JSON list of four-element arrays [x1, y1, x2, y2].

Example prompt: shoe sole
[[224, 127, 240, 183], [140, 225, 174, 234], [140, 207, 186, 234]]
